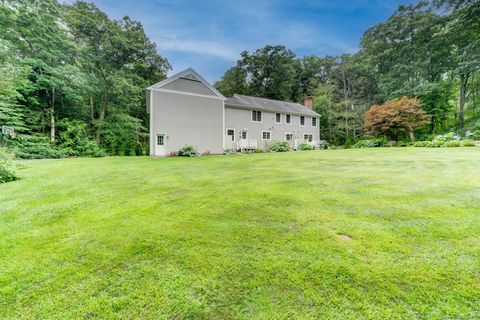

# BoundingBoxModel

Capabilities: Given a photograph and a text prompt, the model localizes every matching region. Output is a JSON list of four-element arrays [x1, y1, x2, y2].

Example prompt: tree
[[364, 97, 428, 141]]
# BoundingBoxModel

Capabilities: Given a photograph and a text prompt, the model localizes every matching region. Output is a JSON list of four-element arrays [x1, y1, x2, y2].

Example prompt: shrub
[[444, 141, 461, 147], [254, 148, 264, 153], [431, 140, 444, 148], [268, 141, 291, 152], [433, 132, 461, 142], [462, 140, 476, 147], [298, 143, 314, 151], [344, 138, 352, 149], [0, 148, 18, 183], [413, 141, 431, 147], [353, 138, 386, 148], [13, 134, 67, 159], [178, 145, 198, 157]]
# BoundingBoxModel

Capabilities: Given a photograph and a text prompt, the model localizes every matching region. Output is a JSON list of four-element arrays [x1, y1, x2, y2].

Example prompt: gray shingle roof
[[225, 94, 320, 117]]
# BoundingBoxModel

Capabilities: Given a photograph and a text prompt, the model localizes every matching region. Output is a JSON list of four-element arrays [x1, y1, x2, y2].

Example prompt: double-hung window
[[252, 110, 262, 122], [300, 116, 305, 126], [304, 134, 313, 142], [285, 133, 293, 141], [262, 131, 271, 140], [312, 117, 317, 127], [286, 114, 291, 124], [275, 113, 281, 124]]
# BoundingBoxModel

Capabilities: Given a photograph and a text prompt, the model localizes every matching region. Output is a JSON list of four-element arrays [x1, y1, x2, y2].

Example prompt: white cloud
[[155, 36, 240, 61]]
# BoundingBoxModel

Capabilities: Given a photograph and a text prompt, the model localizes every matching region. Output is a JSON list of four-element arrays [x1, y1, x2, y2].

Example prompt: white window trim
[[300, 116, 306, 126], [285, 132, 293, 141], [275, 113, 282, 124], [251, 110, 263, 123], [262, 130, 272, 141], [156, 134, 166, 146], [226, 128, 236, 142], [311, 117, 317, 127], [285, 114, 292, 125], [240, 130, 248, 140]]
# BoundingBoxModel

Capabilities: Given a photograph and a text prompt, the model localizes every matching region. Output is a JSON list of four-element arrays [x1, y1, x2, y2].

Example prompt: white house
[[147, 68, 320, 156]]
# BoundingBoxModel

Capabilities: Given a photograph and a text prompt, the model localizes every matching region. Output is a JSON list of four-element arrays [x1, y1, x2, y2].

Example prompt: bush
[[353, 138, 386, 148], [431, 140, 444, 148], [462, 140, 476, 147], [178, 145, 198, 157], [254, 148, 264, 153], [444, 141, 461, 147], [268, 141, 291, 152], [13, 135, 67, 159], [433, 132, 461, 142], [0, 148, 18, 183], [298, 143, 314, 151], [413, 141, 431, 147]]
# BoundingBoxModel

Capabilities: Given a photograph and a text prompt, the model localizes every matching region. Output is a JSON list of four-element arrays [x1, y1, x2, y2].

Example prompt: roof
[[225, 94, 320, 117], [147, 68, 225, 99]]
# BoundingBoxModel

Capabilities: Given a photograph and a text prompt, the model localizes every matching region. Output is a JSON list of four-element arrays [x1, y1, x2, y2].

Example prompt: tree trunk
[[50, 87, 55, 143], [89, 95, 94, 121], [459, 74, 469, 129], [95, 105, 106, 144]]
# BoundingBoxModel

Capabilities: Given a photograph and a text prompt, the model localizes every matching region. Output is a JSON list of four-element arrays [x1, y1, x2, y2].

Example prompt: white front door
[[156, 134, 166, 156]]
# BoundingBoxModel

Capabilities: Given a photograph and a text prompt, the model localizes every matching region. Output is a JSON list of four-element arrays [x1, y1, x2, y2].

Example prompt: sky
[[64, 0, 416, 83]]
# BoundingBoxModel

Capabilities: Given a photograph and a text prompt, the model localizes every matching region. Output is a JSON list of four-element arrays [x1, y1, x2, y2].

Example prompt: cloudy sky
[[67, 0, 416, 82]]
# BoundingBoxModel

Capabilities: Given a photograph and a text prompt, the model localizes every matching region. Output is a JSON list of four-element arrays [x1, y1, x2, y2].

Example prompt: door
[[156, 134, 166, 156], [226, 129, 235, 149]]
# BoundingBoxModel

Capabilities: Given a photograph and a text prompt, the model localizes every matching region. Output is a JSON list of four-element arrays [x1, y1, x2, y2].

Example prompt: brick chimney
[[304, 96, 313, 109]]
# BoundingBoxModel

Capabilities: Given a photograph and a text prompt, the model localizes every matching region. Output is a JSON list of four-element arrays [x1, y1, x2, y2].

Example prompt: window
[[252, 110, 262, 122], [300, 116, 305, 126], [157, 135, 164, 146], [304, 134, 313, 142], [285, 133, 293, 141], [275, 113, 281, 123], [286, 114, 291, 124], [262, 131, 271, 140], [227, 129, 235, 141], [312, 117, 317, 127], [241, 130, 247, 139]]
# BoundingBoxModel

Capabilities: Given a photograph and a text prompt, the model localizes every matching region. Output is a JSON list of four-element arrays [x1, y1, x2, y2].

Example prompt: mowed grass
[[1, 148, 480, 319]]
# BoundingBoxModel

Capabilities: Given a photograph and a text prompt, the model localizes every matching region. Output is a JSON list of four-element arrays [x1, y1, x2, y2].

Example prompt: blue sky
[[65, 0, 416, 82]]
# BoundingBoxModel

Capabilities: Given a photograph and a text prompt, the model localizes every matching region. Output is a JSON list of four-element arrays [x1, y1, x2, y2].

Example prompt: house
[[147, 68, 320, 156]]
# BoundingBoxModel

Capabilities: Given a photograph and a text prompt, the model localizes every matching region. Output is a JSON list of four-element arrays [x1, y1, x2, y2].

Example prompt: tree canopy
[[1, 0, 479, 156]]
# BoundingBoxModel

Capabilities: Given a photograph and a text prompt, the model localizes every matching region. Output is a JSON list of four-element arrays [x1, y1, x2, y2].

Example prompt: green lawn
[[1, 148, 479, 319]]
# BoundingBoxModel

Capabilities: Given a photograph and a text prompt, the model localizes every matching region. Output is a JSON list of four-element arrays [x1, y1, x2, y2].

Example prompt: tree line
[[214, 0, 480, 145], [0, 0, 479, 158], [0, 0, 170, 158]]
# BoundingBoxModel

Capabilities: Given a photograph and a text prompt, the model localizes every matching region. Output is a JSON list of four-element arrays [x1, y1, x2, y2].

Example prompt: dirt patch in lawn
[[337, 233, 353, 241]]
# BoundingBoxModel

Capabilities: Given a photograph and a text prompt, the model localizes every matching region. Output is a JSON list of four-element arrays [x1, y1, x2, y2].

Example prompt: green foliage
[[353, 138, 386, 148], [433, 132, 461, 142], [0, 0, 169, 159], [0, 148, 18, 183], [444, 141, 461, 147], [268, 141, 291, 152], [177, 145, 198, 157], [56, 119, 105, 157], [254, 148, 264, 153], [13, 135, 66, 159], [461, 140, 476, 147], [298, 143, 314, 151]]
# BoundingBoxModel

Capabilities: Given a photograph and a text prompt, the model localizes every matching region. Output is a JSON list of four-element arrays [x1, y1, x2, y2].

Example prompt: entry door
[[156, 134, 166, 156]]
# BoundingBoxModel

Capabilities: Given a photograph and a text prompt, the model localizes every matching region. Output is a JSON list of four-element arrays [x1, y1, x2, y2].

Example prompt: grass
[[1, 148, 479, 319]]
